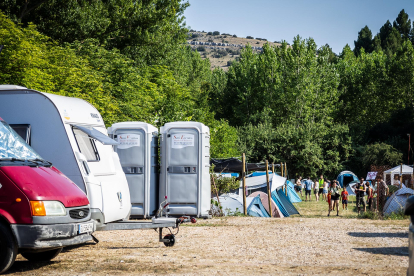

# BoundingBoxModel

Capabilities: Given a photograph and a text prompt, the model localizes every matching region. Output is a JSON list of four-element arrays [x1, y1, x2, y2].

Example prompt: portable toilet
[[108, 122, 158, 218], [159, 121, 211, 218]]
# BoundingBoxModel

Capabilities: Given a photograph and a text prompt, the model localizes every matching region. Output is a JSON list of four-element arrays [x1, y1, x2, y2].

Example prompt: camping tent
[[383, 165, 413, 186], [271, 189, 300, 217], [239, 173, 286, 195], [248, 191, 284, 218], [337, 171, 359, 188], [212, 193, 270, 217], [286, 184, 302, 203], [383, 187, 414, 215]]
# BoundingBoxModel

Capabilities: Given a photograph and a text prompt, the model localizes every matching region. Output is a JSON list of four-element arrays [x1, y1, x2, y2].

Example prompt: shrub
[[246, 36, 253, 39], [233, 34, 237, 37], [197, 46, 206, 52], [207, 32, 213, 35], [213, 31, 220, 35]]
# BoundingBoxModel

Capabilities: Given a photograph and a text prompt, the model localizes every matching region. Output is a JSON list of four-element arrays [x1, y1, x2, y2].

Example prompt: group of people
[[294, 175, 386, 216]]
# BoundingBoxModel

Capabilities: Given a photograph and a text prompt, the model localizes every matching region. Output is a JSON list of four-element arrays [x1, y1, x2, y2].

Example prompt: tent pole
[[400, 163, 403, 189], [242, 153, 247, 215], [266, 160, 273, 217]]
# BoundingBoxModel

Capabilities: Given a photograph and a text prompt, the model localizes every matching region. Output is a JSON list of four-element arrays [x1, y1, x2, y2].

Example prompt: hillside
[[187, 31, 285, 71]]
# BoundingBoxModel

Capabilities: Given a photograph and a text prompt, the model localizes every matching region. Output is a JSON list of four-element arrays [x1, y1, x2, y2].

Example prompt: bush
[[213, 31, 220, 35], [227, 60, 233, 66], [197, 46, 206, 52], [246, 36, 253, 39], [233, 34, 237, 37], [191, 33, 199, 38], [207, 32, 213, 35]]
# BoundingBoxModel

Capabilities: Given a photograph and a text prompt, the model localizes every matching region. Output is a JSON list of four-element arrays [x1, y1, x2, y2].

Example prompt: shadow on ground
[[5, 261, 56, 275], [348, 232, 408, 238], [353, 246, 409, 256]]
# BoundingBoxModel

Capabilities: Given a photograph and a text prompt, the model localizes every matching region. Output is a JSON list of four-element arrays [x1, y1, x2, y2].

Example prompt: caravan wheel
[[163, 234, 175, 247]]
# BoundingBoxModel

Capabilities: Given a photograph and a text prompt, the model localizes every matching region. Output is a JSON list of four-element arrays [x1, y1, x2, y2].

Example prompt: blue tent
[[336, 171, 358, 188], [277, 189, 300, 215], [286, 184, 302, 203], [248, 172, 276, 177], [286, 180, 294, 189], [247, 195, 270, 217], [271, 190, 290, 217]]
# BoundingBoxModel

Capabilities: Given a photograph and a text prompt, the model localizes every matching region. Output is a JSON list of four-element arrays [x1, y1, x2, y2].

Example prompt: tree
[[393, 9, 412, 40], [354, 25, 373, 56], [363, 143, 402, 168], [0, 0, 190, 66]]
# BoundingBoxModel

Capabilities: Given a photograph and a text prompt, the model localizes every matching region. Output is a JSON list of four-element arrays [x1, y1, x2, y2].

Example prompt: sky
[[184, 0, 414, 54]]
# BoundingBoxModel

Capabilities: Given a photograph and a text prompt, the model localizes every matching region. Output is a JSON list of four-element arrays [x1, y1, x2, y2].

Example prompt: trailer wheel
[[0, 222, 18, 274], [163, 234, 175, 247], [21, 248, 62, 262]]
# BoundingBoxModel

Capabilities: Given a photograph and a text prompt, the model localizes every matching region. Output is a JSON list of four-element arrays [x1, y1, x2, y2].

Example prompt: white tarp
[[238, 173, 286, 194]]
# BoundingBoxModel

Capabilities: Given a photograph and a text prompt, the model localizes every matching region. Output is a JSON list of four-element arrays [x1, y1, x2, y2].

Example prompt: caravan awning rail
[[72, 125, 119, 145]]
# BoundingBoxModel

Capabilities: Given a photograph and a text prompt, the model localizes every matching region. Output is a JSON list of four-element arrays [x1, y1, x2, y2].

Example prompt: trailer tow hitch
[[158, 216, 197, 247]]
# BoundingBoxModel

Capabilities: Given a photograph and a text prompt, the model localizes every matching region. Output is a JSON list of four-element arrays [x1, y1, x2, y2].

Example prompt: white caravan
[[108, 122, 159, 218], [0, 85, 131, 226]]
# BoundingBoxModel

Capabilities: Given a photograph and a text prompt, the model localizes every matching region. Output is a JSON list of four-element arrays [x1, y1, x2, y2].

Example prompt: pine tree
[[393, 9, 411, 40], [354, 25, 373, 56]]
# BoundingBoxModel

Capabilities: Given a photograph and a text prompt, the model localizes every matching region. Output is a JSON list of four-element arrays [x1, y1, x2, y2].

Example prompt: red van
[[0, 117, 95, 274]]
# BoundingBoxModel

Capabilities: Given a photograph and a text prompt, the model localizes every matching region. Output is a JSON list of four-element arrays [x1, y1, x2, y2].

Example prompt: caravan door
[[166, 128, 199, 215]]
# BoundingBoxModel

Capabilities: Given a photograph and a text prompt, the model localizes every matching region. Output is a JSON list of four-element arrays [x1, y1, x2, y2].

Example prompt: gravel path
[[8, 217, 409, 275]]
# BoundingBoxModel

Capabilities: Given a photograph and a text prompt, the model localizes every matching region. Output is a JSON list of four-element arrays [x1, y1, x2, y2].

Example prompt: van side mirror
[[404, 195, 414, 223]]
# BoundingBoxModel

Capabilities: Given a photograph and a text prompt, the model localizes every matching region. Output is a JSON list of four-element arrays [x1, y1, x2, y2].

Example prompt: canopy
[[383, 165, 413, 186], [239, 173, 286, 195], [336, 171, 358, 188], [73, 125, 119, 145], [210, 157, 280, 173]]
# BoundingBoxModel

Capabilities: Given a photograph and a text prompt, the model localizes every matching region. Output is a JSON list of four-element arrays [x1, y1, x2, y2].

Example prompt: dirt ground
[[6, 216, 410, 275]]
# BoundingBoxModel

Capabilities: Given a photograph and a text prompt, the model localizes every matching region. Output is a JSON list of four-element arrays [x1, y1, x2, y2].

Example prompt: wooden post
[[272, 163, 274, 174], [400, 163, 403, 189], [280, 162, 284, 192], [265, 160, 273, 217], [242, 153, 247, 215], [284, 162, 288, 196]]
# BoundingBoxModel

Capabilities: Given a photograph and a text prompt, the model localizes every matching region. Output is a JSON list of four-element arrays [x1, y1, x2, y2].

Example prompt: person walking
[[304, 177, 313, 201], [328, 181, 341, 216], [341, 186, 349, 210], [318, 175, 324, 199], [355, 178, 366, 214], [295, 176, 303, 198], [366, 182, 374, 211], [314, 179, 319, 201]]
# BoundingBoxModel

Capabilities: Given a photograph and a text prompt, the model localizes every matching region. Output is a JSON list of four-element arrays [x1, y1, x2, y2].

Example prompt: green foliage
[[383, 208, 409, 220], [213, 31, 220, 36], [362, 143, 402, 168], [354, 25, 373, 56]]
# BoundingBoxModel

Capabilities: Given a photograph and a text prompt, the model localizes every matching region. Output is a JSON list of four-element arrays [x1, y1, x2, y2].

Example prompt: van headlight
[[30, 201, 67, 216]]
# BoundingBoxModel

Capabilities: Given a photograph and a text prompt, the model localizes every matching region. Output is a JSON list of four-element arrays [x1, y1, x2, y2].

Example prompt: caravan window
[[10, 124, 31, 145], [73, 128, 100, 161]]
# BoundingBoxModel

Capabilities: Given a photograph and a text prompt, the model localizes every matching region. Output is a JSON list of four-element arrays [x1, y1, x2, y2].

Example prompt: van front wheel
[[21, 248, 62, 262], [0, 222, 18, 274]]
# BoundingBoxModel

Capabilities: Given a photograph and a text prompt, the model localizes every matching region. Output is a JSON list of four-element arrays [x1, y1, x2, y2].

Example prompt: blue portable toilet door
[[166, 128, 199, 215], [114, 129, 146, 216]]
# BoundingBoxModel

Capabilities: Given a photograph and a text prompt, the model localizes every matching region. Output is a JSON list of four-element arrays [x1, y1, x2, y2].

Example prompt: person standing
[[314, 179, 319, 201], [295, 176, 303, 198], [377, 176, 389, 212], [318, 175, 324, 199], [341, 186, 349, 210], [304, 177, 313, 201], [323, 180, 329, 201], [355, 178, 366, 214], [328, 181, 341, 216], [366, 182, 374, 211]]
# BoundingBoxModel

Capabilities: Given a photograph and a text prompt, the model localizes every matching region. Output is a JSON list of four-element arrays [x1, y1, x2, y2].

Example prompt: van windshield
[[0, 120, 42, 161]]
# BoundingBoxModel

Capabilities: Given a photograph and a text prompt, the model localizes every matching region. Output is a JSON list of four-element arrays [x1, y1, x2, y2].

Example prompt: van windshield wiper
[[0, 158, 39, 166], [29, 158, 53, 167]]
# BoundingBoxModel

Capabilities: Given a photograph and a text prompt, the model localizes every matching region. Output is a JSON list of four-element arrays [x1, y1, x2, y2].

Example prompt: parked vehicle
[[0, 117, 95, 274], [0, 85, 195, 247], [0, 85, 131, 226]]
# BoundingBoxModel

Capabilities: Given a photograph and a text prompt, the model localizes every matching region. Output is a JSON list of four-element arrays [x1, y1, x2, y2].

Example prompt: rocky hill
[[187, 31, 285, 71]]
